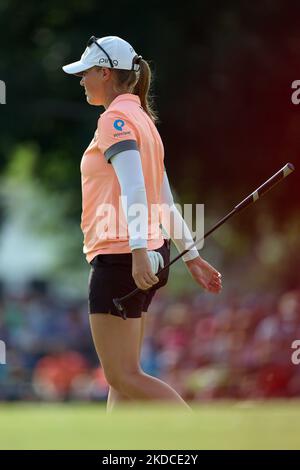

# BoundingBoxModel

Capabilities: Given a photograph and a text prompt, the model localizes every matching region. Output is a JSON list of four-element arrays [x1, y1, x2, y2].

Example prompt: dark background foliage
[[0, 0, 299, 233]]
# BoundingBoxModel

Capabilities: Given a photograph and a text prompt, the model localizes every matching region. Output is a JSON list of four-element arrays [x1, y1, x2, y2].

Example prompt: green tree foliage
[[0, 0, 299, 234]]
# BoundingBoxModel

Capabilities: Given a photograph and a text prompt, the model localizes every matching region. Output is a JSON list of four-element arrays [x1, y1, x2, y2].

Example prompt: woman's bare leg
[[89, 313, 191, 410], [106, 312, 147, 411]]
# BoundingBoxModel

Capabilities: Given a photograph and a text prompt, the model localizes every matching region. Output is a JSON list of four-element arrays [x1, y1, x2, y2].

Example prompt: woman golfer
[[63, 35, 222, 411]]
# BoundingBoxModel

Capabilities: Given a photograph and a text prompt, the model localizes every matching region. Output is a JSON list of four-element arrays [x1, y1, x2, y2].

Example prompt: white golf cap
[[62, 35, 142, 74]]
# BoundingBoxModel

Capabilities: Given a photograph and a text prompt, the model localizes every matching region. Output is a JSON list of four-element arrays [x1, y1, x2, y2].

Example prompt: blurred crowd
[[0, 281, 300, 402]]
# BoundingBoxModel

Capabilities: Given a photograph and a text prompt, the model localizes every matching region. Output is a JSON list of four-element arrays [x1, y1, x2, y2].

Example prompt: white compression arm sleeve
[[110, 149, 148, 251], [160, 171, 199, 262]]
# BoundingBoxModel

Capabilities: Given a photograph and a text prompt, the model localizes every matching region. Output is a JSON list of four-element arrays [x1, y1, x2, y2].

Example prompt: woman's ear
[[100, 67, 112, 81]]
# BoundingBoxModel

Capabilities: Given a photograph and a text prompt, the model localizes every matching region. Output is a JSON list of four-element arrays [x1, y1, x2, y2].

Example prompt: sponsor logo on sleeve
[[113, 119, 125, 131], [113, 118, 131, 138]]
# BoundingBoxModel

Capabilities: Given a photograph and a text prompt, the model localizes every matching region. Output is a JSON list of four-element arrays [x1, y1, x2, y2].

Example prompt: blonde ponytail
[[133, 58, 159, 124], [112, 57, 159, 124]]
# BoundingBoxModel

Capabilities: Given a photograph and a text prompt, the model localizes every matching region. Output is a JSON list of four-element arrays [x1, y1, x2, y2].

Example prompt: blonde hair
[[111, 57, 159, 124]]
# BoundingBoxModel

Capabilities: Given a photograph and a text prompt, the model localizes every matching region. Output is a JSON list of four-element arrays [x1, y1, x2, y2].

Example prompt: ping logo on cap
[[113, 119, 125, 131]]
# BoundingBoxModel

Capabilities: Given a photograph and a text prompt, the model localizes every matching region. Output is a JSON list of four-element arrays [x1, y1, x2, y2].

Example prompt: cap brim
[[62, 60, 91, 74]]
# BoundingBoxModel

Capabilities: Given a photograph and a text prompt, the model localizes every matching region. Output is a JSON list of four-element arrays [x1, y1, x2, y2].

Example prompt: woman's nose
[[80, 77, 84, 86]]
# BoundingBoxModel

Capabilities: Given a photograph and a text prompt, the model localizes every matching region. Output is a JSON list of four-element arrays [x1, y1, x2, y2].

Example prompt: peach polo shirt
[[80, 93, 165, 263]]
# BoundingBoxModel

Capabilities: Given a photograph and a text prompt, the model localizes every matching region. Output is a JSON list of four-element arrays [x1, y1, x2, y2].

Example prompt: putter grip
[[113, 298, 127, 320]]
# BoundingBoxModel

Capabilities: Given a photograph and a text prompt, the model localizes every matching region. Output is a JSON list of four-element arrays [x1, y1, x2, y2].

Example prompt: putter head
[[113, 297, 127, 320]]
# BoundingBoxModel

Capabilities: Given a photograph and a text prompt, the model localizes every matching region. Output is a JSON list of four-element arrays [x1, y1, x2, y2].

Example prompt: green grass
[[0, 401, 299, 450]]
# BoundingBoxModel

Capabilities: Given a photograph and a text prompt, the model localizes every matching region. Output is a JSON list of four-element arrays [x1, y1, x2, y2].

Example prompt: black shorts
[[88, 239, 171, 319]]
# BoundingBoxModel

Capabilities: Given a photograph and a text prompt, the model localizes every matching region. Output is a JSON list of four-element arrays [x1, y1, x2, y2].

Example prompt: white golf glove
[[147, 250, 164, 274]]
